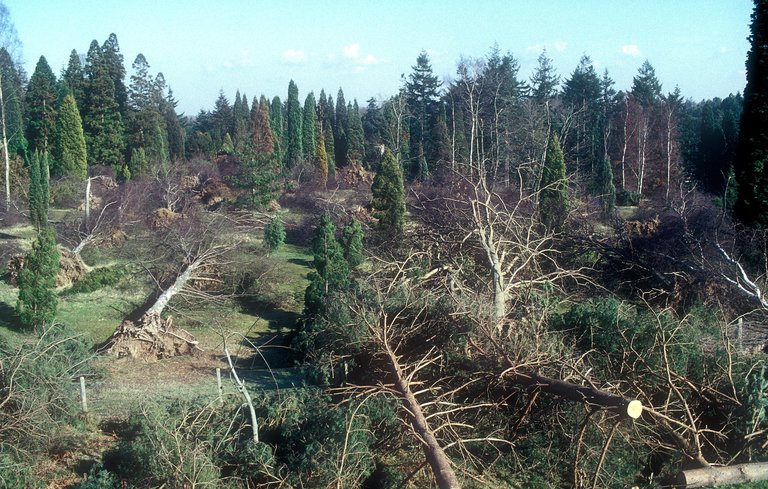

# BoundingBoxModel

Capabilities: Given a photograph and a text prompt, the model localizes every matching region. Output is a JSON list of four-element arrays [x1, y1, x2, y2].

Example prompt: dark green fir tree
[[53, 94, 87, 179], [539, 134, 569, 231], [735, 0, 768, 227]]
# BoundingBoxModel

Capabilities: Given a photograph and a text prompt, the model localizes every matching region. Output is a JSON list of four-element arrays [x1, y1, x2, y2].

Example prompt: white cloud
[[343, 43, 361, 59], [282, 48, 305, 63], [621, 44, 641, 56], [553, 40, 568, 53], [525, 43, 545, 53]]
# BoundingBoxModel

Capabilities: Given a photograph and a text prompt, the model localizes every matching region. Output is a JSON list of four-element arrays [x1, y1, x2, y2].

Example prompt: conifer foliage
[[371, 148, 406, 234], [735, 0, 768, 227], [539, 134, 569, 231], [16, 227, 59, 331], [53, 94, 87, 179]]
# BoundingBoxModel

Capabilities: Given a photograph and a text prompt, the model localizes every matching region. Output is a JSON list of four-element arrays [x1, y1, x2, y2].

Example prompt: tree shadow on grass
[[0, 300, 22, 330], [287, 257, 313, 267]]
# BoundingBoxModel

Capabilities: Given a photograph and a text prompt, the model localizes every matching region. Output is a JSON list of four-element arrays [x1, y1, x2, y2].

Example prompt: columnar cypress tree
[[16, 226, 59, 331], [285, 80, 303, 168], [233, 91, 250, 152], [251, 96, 274, 154], [302, 92, 317, 161], [53, 94, 87, 179], [371, 148, 406, 234], [270, 96, 284, 161], [340, 219, 364, 267], [539, 134, 569, 231], [25, 56, 58, 153], [735, 0, 768, 227], [317, 128, 329, 188], [346, 99, 364, 164], [320, 90, 336, 175], [334, 89, 348, 167]]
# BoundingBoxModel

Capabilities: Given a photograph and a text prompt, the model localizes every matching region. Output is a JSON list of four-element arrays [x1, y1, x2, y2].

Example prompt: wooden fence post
[[216, 367, 223, 403], [79, 376, 88, 413]]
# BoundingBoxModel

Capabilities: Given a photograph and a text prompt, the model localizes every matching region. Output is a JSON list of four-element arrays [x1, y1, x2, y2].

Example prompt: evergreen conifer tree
[[316, 128, 329, 188], [83, 39, 126, 176], [0, 47, 27, 155], [371, 149, 406, 234], [285, 80, 303, 168], [251, 96, 274, 154], [25, 56, 58, 153], [53, 94, 87, 179], [128, 147, 147, 178], [340, 219, 364, 268], [63, 49, 86, 112], [101, 33, 128, 117], [220, 133, 234, 155], [539, 134, 569, 231], [334, 89, 348, 167], [595, 157, 616, 216], [28, 151, 44, 229], [346, 100, 364, 164], [320, 91, 336, 175], [735, 0, 768, 227], [530, 49, 560, 103], [270, 96, 284, 162], [16, 226, 59, 330], [302, 92, 317, 161], [405, 51, 441, 176], [263, 214, 286, 252], [210, 91, 233, 148], [312, 212, 349, 287]]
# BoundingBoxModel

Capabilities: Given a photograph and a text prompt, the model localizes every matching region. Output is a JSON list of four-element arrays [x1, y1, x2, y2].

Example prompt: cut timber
[[512, 371, 643, 419], [103, 313, 200, 360], [675, 462, 768, 488]]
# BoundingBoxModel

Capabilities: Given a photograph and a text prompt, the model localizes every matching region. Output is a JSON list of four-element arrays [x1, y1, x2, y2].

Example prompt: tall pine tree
[[334, 88, 349, 167], [346, 99, 364, 164], [16, 226, 59, 331]]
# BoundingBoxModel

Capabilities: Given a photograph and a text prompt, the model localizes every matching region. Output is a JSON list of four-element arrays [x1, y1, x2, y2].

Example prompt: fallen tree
[[102, 211, 239, 359]]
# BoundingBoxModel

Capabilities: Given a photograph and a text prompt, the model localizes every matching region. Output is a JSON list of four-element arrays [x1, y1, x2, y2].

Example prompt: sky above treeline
[[6, 0, 752, 116]]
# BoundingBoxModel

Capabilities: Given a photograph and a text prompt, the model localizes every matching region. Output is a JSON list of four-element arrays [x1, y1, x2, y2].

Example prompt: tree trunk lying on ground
[[510, 371, 643, 419], [384, 347, 462, 489], [102, 260, 203, 359], [674, 462, 768, 488]]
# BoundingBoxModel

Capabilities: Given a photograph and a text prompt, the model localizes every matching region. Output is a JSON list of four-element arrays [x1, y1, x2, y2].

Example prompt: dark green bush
[[62, 265, 129, 296]]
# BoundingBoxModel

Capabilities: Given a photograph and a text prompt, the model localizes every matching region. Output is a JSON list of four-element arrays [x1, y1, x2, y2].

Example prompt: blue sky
[[6, 0, 752, 116]]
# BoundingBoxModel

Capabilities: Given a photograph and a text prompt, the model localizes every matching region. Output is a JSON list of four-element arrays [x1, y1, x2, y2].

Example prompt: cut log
[[675, 462, 768, 488], [511, 371, 643, 419]]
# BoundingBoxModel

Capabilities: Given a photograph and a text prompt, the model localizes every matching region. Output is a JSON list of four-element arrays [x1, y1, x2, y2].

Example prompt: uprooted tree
[[102, 209, 240, 359]]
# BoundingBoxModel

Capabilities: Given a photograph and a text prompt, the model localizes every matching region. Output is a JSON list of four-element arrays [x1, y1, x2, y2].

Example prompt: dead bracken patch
[[148, 207, 181, 231]]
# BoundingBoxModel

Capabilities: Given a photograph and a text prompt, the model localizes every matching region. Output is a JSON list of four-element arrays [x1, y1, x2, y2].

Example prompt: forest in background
[[2, 1, 768, 488]]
